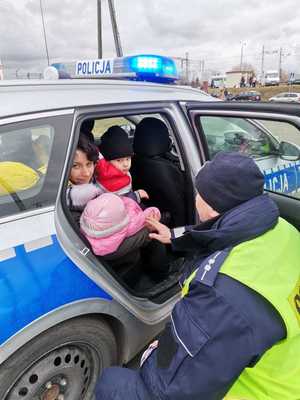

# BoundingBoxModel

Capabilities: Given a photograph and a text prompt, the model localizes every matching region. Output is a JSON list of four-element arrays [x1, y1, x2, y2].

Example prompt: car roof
[[274, 92, 299, 96], [0, 79, 213, 118]]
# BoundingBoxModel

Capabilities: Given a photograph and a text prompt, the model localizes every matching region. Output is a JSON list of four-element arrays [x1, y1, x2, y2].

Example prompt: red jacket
[[95, 156, 131, 194]]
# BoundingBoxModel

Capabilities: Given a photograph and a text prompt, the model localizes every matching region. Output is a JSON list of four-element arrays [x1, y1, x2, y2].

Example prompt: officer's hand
[[146, 217, 171, 244]]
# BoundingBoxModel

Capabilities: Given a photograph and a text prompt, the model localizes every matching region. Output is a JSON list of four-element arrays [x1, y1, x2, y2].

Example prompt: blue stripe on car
[[263, 162, 300, 194], [0, 235, 111, 345]]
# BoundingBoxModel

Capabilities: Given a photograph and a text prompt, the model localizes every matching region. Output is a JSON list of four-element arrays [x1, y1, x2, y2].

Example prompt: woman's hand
[[70, 183, 104, 208], [146, 217, 172, 244], [138, 189, 149, 200]]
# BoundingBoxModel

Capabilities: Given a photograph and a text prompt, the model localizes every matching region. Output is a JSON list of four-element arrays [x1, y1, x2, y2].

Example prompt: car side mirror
[[279, 141, 300, 161]]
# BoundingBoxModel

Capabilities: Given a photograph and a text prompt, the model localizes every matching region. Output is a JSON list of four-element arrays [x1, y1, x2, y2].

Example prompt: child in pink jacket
[[80, 193, 160, 256]]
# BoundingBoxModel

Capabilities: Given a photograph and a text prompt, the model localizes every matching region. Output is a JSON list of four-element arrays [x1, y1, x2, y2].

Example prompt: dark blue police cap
[[195, 151, 265, 213]]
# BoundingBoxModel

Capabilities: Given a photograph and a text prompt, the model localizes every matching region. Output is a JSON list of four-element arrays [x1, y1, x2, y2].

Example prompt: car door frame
[[55, 100, 201, 326], [182, 101, 300, 229]]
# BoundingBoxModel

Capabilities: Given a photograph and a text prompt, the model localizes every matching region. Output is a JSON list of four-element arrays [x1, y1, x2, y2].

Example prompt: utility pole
[[240, 42, 246, 71], [199, 60, 204, 80], [108, 0, 123, 57], [0, 59, 3, 80], [201, 60, 205, 81], [185, 52, 189, 84], [278, 47, 283, 81], [97, 0, 102, 58], [261, 45, 265, 83], [39, 0, 50, 66]]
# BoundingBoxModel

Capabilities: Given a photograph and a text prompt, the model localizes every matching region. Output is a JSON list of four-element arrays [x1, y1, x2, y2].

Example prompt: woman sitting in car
[[67, 134, 174, 284], [67, 134, 103, 221]]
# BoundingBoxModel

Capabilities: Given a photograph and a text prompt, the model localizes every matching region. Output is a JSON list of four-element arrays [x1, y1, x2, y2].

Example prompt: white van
[[264, 70, 280, 86]]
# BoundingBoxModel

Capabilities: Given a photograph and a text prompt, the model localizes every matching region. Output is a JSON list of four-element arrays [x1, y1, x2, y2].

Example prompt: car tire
[[0, 317, 117, 400]]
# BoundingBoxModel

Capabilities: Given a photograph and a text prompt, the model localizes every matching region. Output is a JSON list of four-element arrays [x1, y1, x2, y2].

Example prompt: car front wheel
[[0, 317, 117, 400]]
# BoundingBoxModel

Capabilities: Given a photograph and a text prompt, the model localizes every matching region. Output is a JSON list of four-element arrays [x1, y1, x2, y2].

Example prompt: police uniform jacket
[[95, 194, 287, 400]]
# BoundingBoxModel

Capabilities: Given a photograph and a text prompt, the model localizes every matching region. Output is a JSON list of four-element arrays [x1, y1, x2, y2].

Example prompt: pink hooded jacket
[[80, 193, 160, 256]]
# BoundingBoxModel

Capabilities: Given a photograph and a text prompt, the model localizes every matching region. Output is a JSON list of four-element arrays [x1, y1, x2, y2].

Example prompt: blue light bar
[[125, 54, 178, 83]]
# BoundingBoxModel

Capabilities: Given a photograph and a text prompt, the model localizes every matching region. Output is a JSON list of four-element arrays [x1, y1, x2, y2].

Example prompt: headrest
[[81, 119, 95, 134], [133, 117, 171, 156], [80, 119, 95, 143]]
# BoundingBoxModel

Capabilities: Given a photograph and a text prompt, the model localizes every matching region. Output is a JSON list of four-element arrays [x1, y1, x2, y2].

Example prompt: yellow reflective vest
[[222, 217, 300, 400]]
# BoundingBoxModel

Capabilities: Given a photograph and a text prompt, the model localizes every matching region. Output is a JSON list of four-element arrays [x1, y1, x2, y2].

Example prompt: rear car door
[[185, 101, 300, 229]]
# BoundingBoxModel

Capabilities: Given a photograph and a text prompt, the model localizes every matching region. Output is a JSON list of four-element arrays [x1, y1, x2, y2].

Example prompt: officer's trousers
[[95, 367, 152, 400]]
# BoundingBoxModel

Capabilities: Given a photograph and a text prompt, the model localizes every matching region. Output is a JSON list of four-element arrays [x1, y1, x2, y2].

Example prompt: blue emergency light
[[125, 55, 178, 83]]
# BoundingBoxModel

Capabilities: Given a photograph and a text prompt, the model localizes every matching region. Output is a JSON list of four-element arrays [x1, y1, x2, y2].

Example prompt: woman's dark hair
[[77, 134, 99, 163]]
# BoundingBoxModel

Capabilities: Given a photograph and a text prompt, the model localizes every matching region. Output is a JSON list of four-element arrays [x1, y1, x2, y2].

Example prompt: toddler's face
[[110, 157, 132, 174]]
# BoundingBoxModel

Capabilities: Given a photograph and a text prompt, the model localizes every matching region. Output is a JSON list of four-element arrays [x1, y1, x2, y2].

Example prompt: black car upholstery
[[131, 117, 186, 228]]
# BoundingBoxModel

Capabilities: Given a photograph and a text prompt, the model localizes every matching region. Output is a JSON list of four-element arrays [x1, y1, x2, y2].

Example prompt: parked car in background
[[225, 92, 235, 101], [231, 91, 261, 101], [269, 92, 300, 103]]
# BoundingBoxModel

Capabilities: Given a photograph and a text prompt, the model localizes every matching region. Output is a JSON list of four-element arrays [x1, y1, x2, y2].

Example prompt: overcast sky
[[1, 0, 300, 79]]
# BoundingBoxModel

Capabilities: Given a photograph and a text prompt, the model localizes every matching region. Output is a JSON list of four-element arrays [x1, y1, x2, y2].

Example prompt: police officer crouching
[[95, 151, 300, 400]]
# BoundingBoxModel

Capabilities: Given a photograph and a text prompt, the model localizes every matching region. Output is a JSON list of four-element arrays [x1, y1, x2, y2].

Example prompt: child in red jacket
[[95, 126, 148, 204]]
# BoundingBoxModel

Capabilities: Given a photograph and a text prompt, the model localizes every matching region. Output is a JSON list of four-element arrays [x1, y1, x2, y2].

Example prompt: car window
[[88, 113, 171, 140], [0, 115, 73, 218], [80, 112, 182, 166], [92, 117, 134, 139], [200, 117, 277, 158], [198, 116, 300, 199]]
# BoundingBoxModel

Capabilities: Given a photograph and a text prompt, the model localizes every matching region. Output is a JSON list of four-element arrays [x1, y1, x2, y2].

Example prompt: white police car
[[0, 70, 300, 399]]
